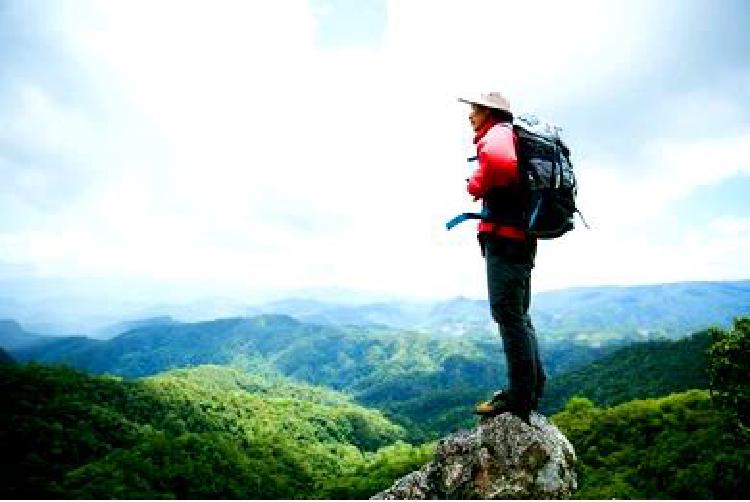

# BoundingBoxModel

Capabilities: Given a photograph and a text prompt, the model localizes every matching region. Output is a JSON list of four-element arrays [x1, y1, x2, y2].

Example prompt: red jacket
[[466, 119, 526, 240]]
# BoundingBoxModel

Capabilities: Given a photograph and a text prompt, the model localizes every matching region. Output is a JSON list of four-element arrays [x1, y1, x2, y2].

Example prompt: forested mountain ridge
[[363, 327, 716, 438], [3, 317, 747, 499], [11, 313, 726, 439], [540, 329, 712, 413], [10, 313, 617, 440], [13, 314, 498, 381], [11, 323, 713, 443], [0, 362, 431, 499], [4, 328, 747, 499]]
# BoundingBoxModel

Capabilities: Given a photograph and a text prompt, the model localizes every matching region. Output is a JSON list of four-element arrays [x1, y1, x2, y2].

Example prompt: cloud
[[531, 128, 750, 291], [534, 213, 750, 293], [0, 0, 748, 310], [579, 130, 750, 229]]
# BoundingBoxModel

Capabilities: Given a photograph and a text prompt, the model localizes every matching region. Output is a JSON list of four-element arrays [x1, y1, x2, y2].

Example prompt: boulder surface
[[372, 412, 577, 499]]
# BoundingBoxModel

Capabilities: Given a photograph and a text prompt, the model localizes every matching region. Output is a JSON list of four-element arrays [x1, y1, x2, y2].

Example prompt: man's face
[[469, 104, 492, 133]]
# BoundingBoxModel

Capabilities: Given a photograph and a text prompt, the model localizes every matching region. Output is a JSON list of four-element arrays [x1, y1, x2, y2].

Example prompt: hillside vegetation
[[551, 316, 750, 499], [11, 314, 616, 440], [0, 363, 431, 499], [540, 330, 712, 413], [2, 316, 748, 499], [10, 314, 720, 440], [552, 390, 749, 499]]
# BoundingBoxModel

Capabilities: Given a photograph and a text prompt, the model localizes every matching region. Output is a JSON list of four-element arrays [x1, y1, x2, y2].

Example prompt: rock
[[371, 412, 577, 499]]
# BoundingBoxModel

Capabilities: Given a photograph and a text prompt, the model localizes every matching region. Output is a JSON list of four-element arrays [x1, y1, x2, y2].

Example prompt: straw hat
[[457, 92, 512, 113]]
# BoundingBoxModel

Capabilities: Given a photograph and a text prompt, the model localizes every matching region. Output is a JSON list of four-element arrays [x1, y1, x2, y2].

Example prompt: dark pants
[[481, 235, 546, 411]]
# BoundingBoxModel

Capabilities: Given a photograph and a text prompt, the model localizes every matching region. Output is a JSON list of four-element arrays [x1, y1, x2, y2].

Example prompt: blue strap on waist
[[446, 155, 483, 230], [445, 207, 491, 230]]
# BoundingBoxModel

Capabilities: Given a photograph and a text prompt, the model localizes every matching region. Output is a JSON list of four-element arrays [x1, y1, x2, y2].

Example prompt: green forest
[[10, 313, 619, 441], [1, 316, 748, 498], [0, 362, 433, 499]]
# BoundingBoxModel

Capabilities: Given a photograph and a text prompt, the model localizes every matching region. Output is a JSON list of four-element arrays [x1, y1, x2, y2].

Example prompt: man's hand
[[466, 178, 480, 202]]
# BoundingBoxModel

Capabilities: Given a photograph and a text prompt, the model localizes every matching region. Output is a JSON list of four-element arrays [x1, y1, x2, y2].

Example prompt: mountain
[[252, 296, 487, 336], [90, 315, 180, 340], [0, 362, 428, 499], [0, 319, 49, 350], [252, 280, 750, 344], [12, 313, 617, 440], [252, 297, 433, 331], [539, 330, 712, 414], [11, 302, 743, 442], [1, 279, 746, 342], [532, 280, 750, 341]]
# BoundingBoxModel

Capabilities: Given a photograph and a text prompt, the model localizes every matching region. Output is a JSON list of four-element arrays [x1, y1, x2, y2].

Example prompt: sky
[[1, 0, 749, 326]]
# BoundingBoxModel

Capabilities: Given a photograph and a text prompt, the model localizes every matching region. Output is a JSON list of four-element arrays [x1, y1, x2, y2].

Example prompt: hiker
[[458, 92, 546, 423]]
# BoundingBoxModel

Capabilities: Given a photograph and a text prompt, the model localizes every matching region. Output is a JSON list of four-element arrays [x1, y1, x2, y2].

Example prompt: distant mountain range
[[250, 280, 750, 343], [90, 315, 180, 340], [1, 280, 747, 342], [532, 280, 750, 339], [3, 279, 747, 363], [0, 319, 50, 350]]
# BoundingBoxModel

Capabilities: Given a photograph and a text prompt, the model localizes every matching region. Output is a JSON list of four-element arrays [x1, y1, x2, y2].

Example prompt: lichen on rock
[[372, 412, 577, 500]]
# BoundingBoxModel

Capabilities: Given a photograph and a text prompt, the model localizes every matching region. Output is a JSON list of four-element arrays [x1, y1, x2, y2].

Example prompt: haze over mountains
[[2, 280, 748, 342], [253, 280, 750, 341]]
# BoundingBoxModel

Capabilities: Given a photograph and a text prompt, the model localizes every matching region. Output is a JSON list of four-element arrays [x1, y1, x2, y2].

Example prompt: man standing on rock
[[458, 92, 546, 424]]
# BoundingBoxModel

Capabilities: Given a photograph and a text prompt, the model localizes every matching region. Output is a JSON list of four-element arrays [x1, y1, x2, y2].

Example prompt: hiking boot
[[473, 390, 511, 416], [474, 390, 533, 425]]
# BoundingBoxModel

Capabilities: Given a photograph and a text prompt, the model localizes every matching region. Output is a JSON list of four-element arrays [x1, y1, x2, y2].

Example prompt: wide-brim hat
[[457, 92, 512, 114]]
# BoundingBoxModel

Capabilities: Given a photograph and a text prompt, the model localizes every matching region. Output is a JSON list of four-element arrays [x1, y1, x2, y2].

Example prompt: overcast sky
[[1, 0, 749, 311]]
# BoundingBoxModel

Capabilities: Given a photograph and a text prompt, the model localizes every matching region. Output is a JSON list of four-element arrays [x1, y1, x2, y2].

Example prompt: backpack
[[513, 113, 586, 239], [445, 113, 587, 239]]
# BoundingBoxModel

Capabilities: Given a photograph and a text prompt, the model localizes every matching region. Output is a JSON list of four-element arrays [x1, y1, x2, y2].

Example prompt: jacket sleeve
[[466, 124, 519, 199]]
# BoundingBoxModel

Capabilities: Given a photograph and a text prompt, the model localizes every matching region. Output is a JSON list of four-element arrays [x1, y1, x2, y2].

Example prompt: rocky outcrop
[[372, 412, 577, 499]]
